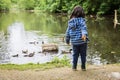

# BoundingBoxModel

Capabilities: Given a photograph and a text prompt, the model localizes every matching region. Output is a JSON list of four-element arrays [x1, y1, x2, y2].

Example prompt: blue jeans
[[72, 43, 87, 69]]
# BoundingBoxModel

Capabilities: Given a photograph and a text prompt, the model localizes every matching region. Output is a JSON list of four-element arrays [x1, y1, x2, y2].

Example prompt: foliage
[[18, 0, 35, 10], [11, 0, 17, 3], [43, 0, 120, 15], [0, 0, 120, 15], [34, 0, 46, 10], [97, 2, 110, 15], [51, 55, 70, 66], [0, 0, 11, 11]]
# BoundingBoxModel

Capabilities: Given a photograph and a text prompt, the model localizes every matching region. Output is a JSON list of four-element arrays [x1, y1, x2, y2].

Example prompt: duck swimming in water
[[22, 49, 28, 54], [12, 54, 19, 57], [61, 49, 72, 54]]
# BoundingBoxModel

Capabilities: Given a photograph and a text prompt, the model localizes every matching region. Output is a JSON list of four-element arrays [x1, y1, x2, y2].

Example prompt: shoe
[[72, 68, 77, 71], [81, 65, 86, 71], [82, 69, 86, 71], [72, 65, 77, 71]]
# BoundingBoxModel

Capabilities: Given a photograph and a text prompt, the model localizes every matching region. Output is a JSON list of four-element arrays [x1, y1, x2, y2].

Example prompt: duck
[[42, 41, 44, 44], [43, 52, 47, 56], [60, 36, 65, 42], [29, 41, 39, 45], [89, 14, 97, 19], [61, 49, 72, 54], [12, 54, 19, 57], [38, 51, 42, 53], [22, 49, 28, 54], [24, 55, 28, 57], [28, 52, 35, 57]]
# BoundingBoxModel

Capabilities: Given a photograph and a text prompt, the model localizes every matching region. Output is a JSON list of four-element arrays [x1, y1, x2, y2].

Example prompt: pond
[[0, 11, 120, 65]]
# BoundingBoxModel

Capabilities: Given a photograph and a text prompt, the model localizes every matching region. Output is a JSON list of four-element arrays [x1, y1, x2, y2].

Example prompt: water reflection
[[8, 22, 26, 54], [0, 31, 10, 63], [87, 17, 120, 64]]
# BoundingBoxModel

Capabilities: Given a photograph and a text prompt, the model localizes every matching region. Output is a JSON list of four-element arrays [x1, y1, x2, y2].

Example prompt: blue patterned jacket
[[65, 17, 89, 45]]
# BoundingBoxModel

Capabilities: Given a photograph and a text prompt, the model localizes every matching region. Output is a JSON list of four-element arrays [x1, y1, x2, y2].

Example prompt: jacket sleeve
[[65, 23, 70, 44], [81, 18, 88, 36]]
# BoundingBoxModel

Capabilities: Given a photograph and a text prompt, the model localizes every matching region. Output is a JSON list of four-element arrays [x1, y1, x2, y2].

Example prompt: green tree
[[0, 0, 11, 11], [44, 0, 120, 15], [34, 0, 46, 10], [1, 0, 120, 15], [18, 0, 35, 10]]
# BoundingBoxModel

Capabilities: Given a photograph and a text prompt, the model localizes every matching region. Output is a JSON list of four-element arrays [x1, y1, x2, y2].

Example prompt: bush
[[51, 55, 70, 66], [0, 0, 11, 11], [18, 0, 35, 10], [97, 2, 110, 15]]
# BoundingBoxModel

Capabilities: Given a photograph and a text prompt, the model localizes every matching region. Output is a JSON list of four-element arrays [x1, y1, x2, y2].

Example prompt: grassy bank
[[0, 56, 70, 70], [0, 55, 120, 71]]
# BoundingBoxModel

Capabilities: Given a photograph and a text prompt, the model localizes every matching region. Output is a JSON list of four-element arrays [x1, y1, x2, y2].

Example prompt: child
[[65, 5, 89, 71]]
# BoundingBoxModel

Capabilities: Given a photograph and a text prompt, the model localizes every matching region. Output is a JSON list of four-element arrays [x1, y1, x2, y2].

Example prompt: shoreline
[[0, 64, 120, 80]]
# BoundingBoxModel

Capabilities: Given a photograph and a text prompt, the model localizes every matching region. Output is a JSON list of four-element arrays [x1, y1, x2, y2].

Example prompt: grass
[[0, 55, 71, 70], [1, 54, 119, 71]]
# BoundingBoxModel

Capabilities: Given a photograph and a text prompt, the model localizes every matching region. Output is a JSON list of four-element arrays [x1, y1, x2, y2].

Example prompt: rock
[[108, 72, 120, 80], [41, 43, 58, 52]]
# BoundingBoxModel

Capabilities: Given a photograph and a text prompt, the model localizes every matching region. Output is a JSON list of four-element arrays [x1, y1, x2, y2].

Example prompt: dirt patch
[[0, 65, 120, 80]]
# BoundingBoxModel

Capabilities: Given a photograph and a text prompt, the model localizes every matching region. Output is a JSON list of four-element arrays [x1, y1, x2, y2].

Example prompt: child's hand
[[82, 35, 86, 41], [66, 42, 70, 45]]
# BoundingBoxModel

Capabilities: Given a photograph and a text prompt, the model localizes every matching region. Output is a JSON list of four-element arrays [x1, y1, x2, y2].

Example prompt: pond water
[[0, 12, 120, 65]]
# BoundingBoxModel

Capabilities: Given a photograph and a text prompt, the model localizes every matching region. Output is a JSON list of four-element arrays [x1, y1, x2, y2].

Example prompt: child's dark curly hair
[[70, 6, 85, 19]]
